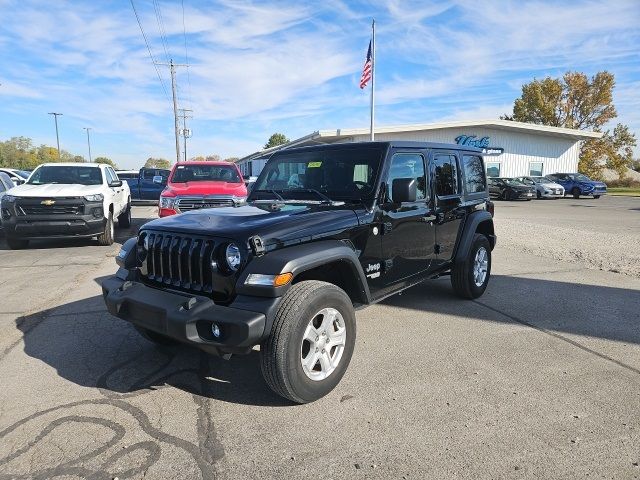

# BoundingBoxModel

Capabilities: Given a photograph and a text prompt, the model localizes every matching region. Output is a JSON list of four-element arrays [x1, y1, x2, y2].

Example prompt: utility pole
[[83, 127, 92, 162], [48, 112, 63, 160], [155, 59, 188, 164], [178, 108, 193, 162]]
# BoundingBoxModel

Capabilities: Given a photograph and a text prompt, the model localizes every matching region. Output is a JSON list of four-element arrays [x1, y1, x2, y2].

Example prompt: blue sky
[[0, 0, 638, 169]]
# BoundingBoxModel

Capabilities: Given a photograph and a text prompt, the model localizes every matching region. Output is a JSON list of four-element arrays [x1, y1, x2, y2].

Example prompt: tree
[[94, 156, 116, 168], [224, 157, 239, 163], [264, 133, 289, 149], [503, 71, 636, 179], [631, 159, 640, 173], [144, 157, 171, 169]]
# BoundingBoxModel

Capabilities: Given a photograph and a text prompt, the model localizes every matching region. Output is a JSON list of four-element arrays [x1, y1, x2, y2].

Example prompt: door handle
[[436, 212, 445, 224]]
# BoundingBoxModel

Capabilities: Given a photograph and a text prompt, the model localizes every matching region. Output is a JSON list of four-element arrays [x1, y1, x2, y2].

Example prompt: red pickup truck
[[158, 161, 247, 217]]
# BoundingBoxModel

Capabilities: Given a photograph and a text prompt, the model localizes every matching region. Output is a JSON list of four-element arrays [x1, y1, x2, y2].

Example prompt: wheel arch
[[454, 211, 496, 265], [235, 240, 371, 306]]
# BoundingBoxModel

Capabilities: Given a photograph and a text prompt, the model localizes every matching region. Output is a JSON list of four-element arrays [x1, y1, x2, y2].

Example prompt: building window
[[462, 155, 486, 194], [434, 154, 458, 196], [486, 162, 501, 178], [529, 162, 543, 176]]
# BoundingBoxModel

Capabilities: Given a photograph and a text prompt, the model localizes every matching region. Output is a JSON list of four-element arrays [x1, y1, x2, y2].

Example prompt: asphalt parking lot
[[1, 197, 639, 479]]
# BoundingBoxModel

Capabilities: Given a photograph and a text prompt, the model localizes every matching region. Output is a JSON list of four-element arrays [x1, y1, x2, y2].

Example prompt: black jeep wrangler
[[103, 142, 495, 403]]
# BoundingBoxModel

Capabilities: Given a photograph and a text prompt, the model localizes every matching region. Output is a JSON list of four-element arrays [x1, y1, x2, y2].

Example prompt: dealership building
[[237, 119, 601, 178]]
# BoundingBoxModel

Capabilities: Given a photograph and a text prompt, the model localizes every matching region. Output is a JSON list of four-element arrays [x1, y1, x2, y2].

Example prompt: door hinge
[[384, 259, 393, 271], [434, 244, 442, 254], [249, 236, 266, 256], [383, 222, 393, 234]]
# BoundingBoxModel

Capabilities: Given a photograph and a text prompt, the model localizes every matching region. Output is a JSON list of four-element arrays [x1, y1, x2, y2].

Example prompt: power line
[[130, 0, 170, 102], [182, 0, 193, 110], [152, 0, 170, 63]]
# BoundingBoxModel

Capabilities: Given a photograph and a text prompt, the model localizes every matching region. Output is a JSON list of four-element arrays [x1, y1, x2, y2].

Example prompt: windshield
[[171, 164, 241, 183], [250, 146, 385, 203], [573, 174, 591, 182], [28, 166, 103, 186]]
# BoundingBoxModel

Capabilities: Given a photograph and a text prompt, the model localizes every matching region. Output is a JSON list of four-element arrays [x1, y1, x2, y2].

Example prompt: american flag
[[359, 40, 372, 89]]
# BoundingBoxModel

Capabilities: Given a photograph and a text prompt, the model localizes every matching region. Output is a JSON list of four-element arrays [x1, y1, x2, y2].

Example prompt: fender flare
[[235, 239, 371, 303], [453, 211, 495, 264]]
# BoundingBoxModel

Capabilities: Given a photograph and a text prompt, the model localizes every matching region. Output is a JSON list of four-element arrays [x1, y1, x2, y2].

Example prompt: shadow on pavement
[[382, 274, 640, 347], [15, 288, 290, 407], [15, 270, 640, 407]]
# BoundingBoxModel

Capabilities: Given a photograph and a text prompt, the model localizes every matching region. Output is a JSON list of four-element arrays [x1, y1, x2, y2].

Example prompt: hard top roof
[[273, 140, 483, 154]]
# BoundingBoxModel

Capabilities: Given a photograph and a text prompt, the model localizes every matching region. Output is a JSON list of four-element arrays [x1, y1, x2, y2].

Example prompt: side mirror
[[391, 178, 417, 203], [153, 175, 164, 185], [109, 180, 123, 188]]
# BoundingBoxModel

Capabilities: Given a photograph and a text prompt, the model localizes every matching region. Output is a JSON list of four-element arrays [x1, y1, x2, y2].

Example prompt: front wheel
[[593, 195, 601, 199], [260, 280, 356, 404], [451, 234, 492, 299], [118, 203, 132, 228], [572, 187, 581, 199], [97, 211, 114, 246]]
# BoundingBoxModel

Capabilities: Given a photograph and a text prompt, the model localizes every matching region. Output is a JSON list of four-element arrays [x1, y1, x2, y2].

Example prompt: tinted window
[[28, 166, 103, 186], [387, 153, 426, 202], [172, 164, 241, 183], [462, 155, 486, 194], [434, 154, 458, 196]]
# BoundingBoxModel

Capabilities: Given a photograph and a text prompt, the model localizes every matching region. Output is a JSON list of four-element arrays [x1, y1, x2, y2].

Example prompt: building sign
[[455, 135, 503, 156]]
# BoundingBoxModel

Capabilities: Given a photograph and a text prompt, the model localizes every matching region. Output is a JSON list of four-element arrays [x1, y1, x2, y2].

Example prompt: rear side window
[[386, 153, 426, 202], [433, 154, 458, 196], [462, 155, 486, 194]]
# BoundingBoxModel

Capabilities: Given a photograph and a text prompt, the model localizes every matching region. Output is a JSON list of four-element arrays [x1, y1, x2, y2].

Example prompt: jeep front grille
[[139, 230, 235, 302], [175, 196, 236, 212]]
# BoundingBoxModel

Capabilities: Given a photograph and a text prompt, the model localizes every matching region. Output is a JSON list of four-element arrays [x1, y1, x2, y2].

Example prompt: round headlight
[[225, 243, 242, 271]]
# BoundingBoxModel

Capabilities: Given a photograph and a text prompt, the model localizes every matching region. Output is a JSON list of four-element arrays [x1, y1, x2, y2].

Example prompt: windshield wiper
[[291, 188, 343, 205]]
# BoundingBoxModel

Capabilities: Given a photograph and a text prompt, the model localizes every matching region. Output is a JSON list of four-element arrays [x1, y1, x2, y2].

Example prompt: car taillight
[[487, 201, 495, 217]]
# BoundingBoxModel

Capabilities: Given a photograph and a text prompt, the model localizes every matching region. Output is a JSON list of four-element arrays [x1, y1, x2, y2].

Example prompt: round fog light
[[211, 323, 221, 338]]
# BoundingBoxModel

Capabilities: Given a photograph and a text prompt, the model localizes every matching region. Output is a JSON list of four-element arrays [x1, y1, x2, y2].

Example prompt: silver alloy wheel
[[300, 307, 347, 381], [473, 246, 488, 287]]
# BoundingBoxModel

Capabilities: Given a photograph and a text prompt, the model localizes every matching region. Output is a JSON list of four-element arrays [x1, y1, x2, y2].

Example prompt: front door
[[376, 151, 435, 296], [431, 152, 464, 269]]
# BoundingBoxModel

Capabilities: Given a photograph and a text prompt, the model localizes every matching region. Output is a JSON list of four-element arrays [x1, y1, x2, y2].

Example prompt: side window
[[142, 169, 155, 180], [0, 179, 6, 193], [386, 153, 426, 202], [105, 168, 115, 184], [462, 155, 486, 194], [433, 154, 458, 196]]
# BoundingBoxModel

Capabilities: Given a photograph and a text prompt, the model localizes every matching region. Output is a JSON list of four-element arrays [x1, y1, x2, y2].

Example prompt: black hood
[[141, 203, 360, 247]]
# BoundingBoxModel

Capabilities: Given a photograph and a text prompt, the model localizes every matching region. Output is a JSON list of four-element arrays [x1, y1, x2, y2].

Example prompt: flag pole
[[370, 19, 375, 141]]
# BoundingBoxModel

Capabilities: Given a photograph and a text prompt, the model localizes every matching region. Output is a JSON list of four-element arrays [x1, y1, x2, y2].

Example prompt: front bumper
[[539, 189, 564, 198], [103, 275, 275, 355], [1, 198, 105, 239]]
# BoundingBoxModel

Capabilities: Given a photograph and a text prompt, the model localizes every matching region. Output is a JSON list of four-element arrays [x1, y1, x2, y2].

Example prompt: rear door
[[378, 149, 435, 294], [431, 151, 464, 269]]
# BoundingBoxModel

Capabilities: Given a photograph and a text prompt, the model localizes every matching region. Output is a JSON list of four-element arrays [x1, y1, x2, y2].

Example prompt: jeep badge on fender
[[102, 141, 496, 403]]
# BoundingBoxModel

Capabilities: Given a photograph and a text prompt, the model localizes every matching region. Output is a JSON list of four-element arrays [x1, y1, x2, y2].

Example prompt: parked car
[[0, 172, 15, 230], [546, 173, 607, 199], [116, 168, 170, 201], [0, 163, 131, 249], [488, 177, 535, 200], [0, 168, 30, 186], [158, 161, 247, 217], [103, 141, 496, 403], [515, 176, 564, 199]]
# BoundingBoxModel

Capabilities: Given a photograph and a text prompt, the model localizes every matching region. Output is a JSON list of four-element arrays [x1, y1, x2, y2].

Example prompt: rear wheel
[[572, 187, 581, 199], [451, 234, 491, 299], [593, 195, 601, 199], [6, 236, 28, 249], [536, 190, 541, 199], [97, 211, 114, 246], [260, 280, 356, 404]]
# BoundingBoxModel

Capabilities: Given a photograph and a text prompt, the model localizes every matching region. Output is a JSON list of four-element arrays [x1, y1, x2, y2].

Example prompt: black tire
[[260, 280, 356, 404], [572, 187, 581, 199], [118, 203, 132, 228], [451, 234, 492, 299], [97, 211, 114, 246], [134, 326, 179, 346], [500, 191, 507, 201], [593, 195, 600, 199], [536, 190, 541, 199], [6, 236, 28, 249]]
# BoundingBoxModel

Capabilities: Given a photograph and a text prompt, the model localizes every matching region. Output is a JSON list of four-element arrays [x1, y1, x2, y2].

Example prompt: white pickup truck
[[0, 163, 131, 249]]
